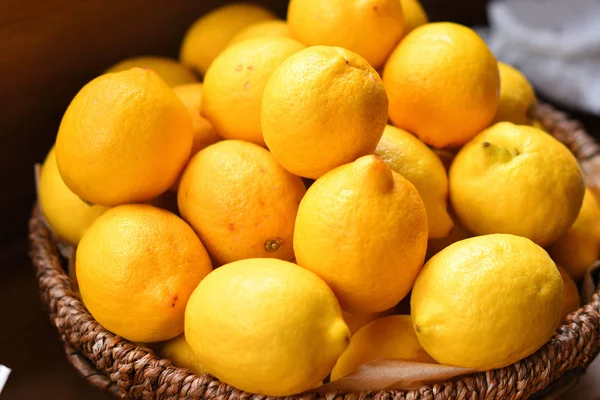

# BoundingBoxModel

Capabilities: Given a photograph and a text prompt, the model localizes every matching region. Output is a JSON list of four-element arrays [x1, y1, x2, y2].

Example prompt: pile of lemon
[[37, 0, 600, 396]]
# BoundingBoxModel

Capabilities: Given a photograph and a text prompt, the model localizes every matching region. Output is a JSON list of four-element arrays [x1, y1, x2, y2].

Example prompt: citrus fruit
[[375, 124, 453, 238], [178, 140, 306, 265], [160, 335, 205, 376], [494, 62, 537, 125], [185, 258, 349, 396], [228, 20, 291, 46], [180, 3, 275, 76], [383, 22, 499, 148], [172, 83, 220, 156], [76, 204, 212, 343], [557, 265, 581, 321], [411, 234, 564, 370], [450, 122, 585, 247], [262, 46, 388, 179], [548, 188, 600, 280], [331, 315, 435, 381], [38, 147, 107, 244], [400, 0, 428, 35], [287, 0, 404, 69], [294, 155, 428, 312], [55, 68, 193, 206], [105, 56, 197, 87], [342, 307, 395, 335], [202, 37, 305, 146]]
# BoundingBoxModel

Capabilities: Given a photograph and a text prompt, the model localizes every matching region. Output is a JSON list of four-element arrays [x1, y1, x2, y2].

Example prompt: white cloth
[[480, 0, 600, 115], [0, 365, 10, 394]]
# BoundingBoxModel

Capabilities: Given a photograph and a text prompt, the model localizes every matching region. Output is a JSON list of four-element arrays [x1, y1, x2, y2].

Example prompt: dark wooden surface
[[1, 0, 599, 399], [0, 243, 108, 399]]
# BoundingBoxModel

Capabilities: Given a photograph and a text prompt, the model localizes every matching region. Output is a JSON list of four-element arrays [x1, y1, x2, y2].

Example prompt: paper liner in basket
[[313, 359, 475, 392]]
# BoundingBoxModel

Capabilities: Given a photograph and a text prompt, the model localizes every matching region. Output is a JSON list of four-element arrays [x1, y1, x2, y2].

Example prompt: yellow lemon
[[331, 315, 435, 381], [172, 83, 221, 157], [294, 155, 428, 312], [180, 3, 276, 76], [383, 22, 499, 148], [105, 56, 197, 87], [450, 122, 584, 247], [160, 335, 205, 376], [228, 20, 291, 46], [178, 140, 306, 265], [287, 0, 404, 69], [56, 68, 193, 206], [202, 37, 305, 146], [342, 307, 395, 335], [412, 234, 564, 370], [557, 265, 581, 321], [548, 188, 600, 281], [494, 62, 537, 125], [375, 125, 453, 238], [76, 204, 212, 343], [400, 0, 429, 35], [38, 147, 107, 244], [185, 258, 349, 396], [262, 46, 388, 179]]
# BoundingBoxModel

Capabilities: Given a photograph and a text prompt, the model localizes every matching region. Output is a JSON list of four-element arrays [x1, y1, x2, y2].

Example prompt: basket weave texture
[[29, 103, 600, 399]]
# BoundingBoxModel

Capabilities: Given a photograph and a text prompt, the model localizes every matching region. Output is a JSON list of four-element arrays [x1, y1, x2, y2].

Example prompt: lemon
[[160, 335, 205, 376], [494, 62, 537, 125], [331, 315, 435, 381], [228, 20, 290, 46], [262, 46, 388, 179], [105, 56, 197, 87], [287, 0, 404, 69], [178, 140, 306, 265], [548, 188, 600, 281], [172, 83, 220, 157], [180, 3, 275, 76], [557, 265, 581, 321], [56, 68, 193, 206], [38, 147, 107, 244], [185, 258, 349, 396], [375, 125, 453, 238], [400, 0, 429, 35], [202, 37, 305, 146], [383, 22, 499, 148], [450, 122, 584, 247], [412, 234, 564, 370], [342, 308, 394, 335], [294, 155, 428, 312], [76, 204, 212, 343]]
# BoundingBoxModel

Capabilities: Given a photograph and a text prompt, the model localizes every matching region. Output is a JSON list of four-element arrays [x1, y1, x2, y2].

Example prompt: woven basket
[[29, 103, 600, 400]]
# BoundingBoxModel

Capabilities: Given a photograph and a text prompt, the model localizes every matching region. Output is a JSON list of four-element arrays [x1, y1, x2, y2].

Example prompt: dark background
[[0, 0, 598, 399]]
